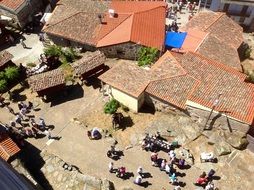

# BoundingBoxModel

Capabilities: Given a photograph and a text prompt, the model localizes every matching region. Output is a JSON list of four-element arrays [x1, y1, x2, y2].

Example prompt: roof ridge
[[204, 12, 225, 32], [97, 14, 132, 42], [187, 51, 246, 80]]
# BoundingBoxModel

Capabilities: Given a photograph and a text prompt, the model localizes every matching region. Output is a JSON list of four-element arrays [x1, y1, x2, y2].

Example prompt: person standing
[[39, 117, 46, 130], [44, 129, 51, 139], [109, 162, 114, 173], [137, 166, 143, 176], [20, 39, 27, 49]]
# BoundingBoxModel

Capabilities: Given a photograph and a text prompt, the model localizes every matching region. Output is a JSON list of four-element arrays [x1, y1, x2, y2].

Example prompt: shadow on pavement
[[18, 141, 54, 190], [49, 84, 84, 107]]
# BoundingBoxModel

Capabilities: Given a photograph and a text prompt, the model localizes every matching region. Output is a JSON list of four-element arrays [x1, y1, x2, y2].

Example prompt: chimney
[[108, 9, 115, 18]]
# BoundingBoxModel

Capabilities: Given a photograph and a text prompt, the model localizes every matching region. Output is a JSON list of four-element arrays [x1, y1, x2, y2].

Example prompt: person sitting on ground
[[15, 114, 23, 126], [207, 169, 216, 180], [169, 173, 177, 184], [151, 152, 158, 166], [91, 127, 101, 139], [134, 175, 142, 185], [178, 158, 185, 169], [137, 166, 143, 176], [160, 159, 166, 171], [39, 117, 46, 130], [117, 166, 126, 178], [174, 185, 181, 190], [205, 181, 215, 190]]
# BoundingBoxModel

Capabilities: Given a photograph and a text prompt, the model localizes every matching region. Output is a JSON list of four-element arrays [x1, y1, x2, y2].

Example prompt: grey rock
[[214, 142, 231, 156], [225, 132, 249, 150], [57, 173, 63, 182], [207, 130, 225, 145]]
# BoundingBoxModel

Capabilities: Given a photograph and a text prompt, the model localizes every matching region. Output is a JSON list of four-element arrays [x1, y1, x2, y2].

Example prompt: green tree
[[138, 47, 159, 67], [0, 79, 7, 92], [104, 99, 120, 114], [0, 71, 5, 80], [4, 66, 19, 81], [62, 47, 79, 62]]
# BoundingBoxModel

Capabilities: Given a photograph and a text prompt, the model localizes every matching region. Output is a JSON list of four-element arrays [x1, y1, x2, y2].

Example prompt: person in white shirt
[[108, 162, 114, 173]]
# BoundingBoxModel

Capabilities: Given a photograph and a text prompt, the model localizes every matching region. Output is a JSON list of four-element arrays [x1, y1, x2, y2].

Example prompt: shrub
[[4, 66, 19, 81], [62, 47, 79, 63], [44, 44, 62, 57], [244, 47, 252, 59], [0, 71, 5, 80], [104, 99, 120, 114], [26, 62, 36, 67], [138, 47, 159, 67], [0, 79, 7, 92]]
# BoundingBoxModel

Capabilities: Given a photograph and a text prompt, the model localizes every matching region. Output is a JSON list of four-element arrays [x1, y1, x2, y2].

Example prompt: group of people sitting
[[195, 170, 218, 190], [1, 100, 53, 145]]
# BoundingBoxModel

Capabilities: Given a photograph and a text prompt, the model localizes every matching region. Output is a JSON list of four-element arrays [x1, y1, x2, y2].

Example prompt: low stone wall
[[145, 93, 186, 116], [12, 150, 114, 190]]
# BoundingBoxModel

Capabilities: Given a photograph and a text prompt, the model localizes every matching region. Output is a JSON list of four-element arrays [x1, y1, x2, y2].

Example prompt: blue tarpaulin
[[165, 32, 187, 49]]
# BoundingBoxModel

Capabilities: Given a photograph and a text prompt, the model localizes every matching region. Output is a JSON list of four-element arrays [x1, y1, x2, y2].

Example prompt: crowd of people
[[166, 0, 197, 32], [106, 132, 219, 190], [0, 96, 55, 147]]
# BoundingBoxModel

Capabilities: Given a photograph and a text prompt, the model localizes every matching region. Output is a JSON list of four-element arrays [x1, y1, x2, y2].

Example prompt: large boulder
[[214, 141, 231, 156], [178, 116, 202, 141], [225, 131, 249, 150]]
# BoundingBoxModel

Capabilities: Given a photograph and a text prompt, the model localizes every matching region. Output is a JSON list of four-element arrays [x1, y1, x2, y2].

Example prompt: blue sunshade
[[165, 32, 187, 48]]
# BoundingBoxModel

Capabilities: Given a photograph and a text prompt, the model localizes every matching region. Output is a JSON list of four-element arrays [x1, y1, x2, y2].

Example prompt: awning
[[165, 32, 187, 49]]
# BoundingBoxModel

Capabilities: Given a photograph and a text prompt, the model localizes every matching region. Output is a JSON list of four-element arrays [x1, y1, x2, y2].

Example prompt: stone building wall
[[145, 93, 250, 134], [46, 34, 96, 51], [145, 93, 187, 116], [99, 42, 142, 60], [0, 0, 43, 28]]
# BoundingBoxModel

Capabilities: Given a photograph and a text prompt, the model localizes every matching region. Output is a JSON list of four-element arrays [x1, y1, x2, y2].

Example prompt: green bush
[[138, 47, 159, 67], [245, 47, 252, 59], [4, 66, 19, 81], [0, 79, 7, 92], [44, 45, 79, 63], [0, 71, 5, 80], [62, 47, 79, 63], [104, 99, 120, 114], [44, 44, 62, 57]]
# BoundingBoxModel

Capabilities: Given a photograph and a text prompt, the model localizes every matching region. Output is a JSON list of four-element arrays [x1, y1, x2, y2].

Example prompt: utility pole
[[203, 93, 222, 130]]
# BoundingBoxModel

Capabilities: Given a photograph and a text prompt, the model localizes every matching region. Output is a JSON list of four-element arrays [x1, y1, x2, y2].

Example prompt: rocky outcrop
[[39, 151, 114, 190]]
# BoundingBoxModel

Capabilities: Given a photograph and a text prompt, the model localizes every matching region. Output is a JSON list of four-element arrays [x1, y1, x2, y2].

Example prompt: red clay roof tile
[[0, 134, 20, 161], [0, 0, 25, 10]]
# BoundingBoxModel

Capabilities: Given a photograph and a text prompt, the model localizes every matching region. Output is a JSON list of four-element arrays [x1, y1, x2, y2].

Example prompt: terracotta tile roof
[[0, 0, 25, 10], [0, 134, 20, 161], [99, 51, 187, 98], [97, 1, 166, 49], [72, 51, 106, 76], [0, 51, 13, 68], [146, 75, 200, 109], [181, 11, 243, 49], [28, 68, 65, 92], [99, 62, 151, 98], [150, 51, 186, 80], [181, 28, 208, 52], [175, 52, 254, 124], [197, 35, 242, 71], [43, 0, 110, 45]]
